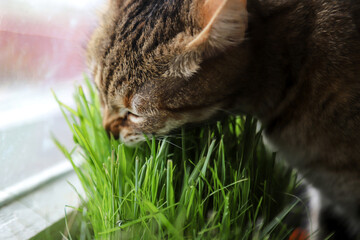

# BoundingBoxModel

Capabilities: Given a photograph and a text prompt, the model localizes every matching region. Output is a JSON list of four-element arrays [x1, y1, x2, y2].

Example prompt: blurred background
[[0, 0, 103, 210]]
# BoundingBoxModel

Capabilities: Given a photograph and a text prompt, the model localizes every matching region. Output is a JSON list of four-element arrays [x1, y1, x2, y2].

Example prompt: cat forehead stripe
[[101, 0, 193, 98]]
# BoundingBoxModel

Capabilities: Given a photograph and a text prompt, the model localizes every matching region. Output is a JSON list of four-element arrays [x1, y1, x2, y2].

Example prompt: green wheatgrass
[[53, 77, 300, 240]]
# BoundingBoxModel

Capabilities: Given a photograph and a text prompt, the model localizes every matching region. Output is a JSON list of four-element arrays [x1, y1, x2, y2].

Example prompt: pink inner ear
[[186, 0, 227, 49], [202, 0, 224, 27], [201, 0, 247, 27], [187, 0, 247, 51]]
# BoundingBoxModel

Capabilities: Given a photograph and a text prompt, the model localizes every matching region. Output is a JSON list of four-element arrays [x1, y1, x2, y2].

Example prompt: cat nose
[[103, 119, 120, 139]]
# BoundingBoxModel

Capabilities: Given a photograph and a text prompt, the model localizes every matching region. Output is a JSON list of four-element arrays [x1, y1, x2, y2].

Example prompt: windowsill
[[0, 82, 76, 191], [0, 166, 84, 239]]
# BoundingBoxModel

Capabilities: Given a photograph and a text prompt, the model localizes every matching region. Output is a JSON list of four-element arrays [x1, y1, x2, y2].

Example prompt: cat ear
[[164, 51, 202, 78], [165, 0, 247, 78], [187, 0, 248, 52]]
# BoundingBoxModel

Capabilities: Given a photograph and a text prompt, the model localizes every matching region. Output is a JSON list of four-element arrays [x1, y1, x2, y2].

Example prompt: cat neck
[[236, 0, 314, 124]]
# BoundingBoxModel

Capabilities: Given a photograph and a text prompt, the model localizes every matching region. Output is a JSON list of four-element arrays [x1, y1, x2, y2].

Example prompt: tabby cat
[[87, 0, 360, 239]]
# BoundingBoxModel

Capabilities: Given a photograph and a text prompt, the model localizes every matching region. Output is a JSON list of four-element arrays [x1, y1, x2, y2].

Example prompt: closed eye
[[127, 112, 144, 124], [118, 107, 144, 124]]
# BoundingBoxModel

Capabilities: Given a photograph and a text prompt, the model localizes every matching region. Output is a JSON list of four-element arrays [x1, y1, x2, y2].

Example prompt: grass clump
[[54, 78, 299, 239]]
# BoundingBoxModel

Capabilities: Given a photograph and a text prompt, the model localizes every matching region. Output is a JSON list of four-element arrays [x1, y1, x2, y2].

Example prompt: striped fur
[[88, 1, 360, 238]]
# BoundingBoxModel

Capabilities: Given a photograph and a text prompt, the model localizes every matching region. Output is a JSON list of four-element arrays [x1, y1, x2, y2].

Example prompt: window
[[0, 0, 103, 238]]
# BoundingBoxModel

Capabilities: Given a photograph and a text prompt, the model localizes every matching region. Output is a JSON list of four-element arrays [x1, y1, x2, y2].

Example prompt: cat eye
[[127, 111, 144, 124], [126, 111, 138, 118], [118, 108, 142, 123]]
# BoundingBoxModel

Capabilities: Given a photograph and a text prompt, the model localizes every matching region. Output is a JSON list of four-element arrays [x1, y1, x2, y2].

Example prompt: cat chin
[[120, 134, 147, 147]]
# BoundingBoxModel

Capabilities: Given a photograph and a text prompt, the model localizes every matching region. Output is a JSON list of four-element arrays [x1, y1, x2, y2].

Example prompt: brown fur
[[88, 0, 360, 238]]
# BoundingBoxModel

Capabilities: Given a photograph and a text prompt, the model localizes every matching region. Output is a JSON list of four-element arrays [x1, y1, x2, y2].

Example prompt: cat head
[[87, 0, 248, 145]]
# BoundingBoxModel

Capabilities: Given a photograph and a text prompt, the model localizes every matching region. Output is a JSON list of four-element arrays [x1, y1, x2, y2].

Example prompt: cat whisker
[[213, 107, 239, 116], [156, 138, 182, 149]]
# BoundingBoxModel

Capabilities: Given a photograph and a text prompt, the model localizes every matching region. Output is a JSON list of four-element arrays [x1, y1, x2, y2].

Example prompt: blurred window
[[0, 0, 102, 202]]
